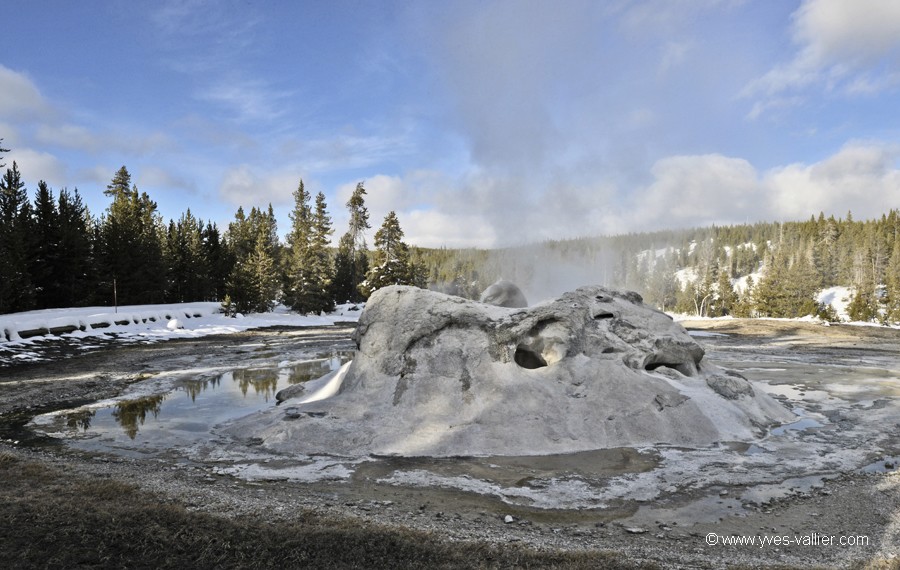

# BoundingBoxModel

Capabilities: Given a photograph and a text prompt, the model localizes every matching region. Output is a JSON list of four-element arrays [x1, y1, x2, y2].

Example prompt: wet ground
[[3, 319, 900, 568]]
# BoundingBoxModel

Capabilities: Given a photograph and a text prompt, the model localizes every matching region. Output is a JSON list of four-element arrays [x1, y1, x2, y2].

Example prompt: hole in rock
[[515, 346, 548, 369], [645, 361, 694, 377], [593, 312, 616, 320]]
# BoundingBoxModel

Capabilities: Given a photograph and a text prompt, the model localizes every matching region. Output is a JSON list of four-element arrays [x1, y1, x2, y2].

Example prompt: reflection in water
[[65, 409, 96, 431], [112, 394, 166, 439], [49, 352, 355, 442], [232, 368, 279, 400], [285, 353, 353, 385], [182, 375, 221, 402]]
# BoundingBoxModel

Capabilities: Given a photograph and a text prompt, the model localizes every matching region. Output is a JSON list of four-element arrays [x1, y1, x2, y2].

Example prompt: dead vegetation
[[0, 451, 658, 570]]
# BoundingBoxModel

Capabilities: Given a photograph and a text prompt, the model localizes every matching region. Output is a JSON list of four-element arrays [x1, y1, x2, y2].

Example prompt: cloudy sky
[[3, 0, 900, 248]]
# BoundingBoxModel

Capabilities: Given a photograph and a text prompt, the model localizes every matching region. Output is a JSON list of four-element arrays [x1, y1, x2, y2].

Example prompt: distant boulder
[[479, 279, 528, 308]]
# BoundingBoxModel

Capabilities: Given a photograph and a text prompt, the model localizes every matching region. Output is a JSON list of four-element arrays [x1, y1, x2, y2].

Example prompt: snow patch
[[817, 286, 852, 321]]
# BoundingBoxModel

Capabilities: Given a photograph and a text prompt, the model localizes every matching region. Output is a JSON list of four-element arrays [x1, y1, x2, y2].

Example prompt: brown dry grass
[[0, 453, 660, 569]]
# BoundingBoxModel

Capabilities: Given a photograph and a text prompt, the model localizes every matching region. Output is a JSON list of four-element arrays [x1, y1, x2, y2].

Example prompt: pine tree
[[308, 191, 335, 312], [674, 280, 697, 315], [224, 205, 280, 313], [201, 222, 228, 301], [164, 209, 208, 303], [407, 247, 429, 289], [56, 188, 96, 307], [30, 180, 62, 308], [884, 239, 900, 322], [754, 241, 819, 318], [284, 184, 334, 314], [248, 232, 279, 313], [224, 207, 252, 313], [164, 219, 182, 301], [331, 182, 370, 303], [99, 167, 167, 305], [733, 275, 755, 317], [847, 246, 879, 322], [284, 180, 313, 311], [0, 138, 9, 169], [815, 213, 839, 287], [0, 162, 35, 313], [712, 266, 738, 317], [644, 252, 678, 312], [696, 270, 715, 317], [360, 211, 413, 297]]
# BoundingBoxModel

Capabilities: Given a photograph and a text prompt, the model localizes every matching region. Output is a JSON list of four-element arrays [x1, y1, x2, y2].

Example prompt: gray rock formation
[[227, 285, 794, 457], [479, 279, 528, 308]]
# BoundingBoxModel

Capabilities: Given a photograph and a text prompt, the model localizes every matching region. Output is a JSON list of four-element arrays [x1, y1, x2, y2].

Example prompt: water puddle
[[860, 456, 900, 473], [739, 474, 836, 504], [31, 351, 353, 453], [356, 448, 660, 488], [625, 473, 839, 528], [743, 444, 770, 455], [770, 415, 824, 436], [626, 494, 748, 526]]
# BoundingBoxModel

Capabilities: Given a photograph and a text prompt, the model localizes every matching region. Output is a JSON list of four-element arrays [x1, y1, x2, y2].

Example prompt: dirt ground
[[2, 320, 900, 569]]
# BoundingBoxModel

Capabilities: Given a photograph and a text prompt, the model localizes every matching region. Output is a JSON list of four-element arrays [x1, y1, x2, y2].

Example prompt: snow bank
[[0, 302, 361, 344]]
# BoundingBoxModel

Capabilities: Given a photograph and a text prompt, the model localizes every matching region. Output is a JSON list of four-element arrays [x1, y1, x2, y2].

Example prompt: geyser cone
[[225, 285, 794, 457]]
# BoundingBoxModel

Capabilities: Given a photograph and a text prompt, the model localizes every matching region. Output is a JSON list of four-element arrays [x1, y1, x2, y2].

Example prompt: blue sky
[[3, 0, 900, 248]]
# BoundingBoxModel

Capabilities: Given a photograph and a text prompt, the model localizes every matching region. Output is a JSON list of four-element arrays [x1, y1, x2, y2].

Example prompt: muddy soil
[[1, 321, 900, 569]]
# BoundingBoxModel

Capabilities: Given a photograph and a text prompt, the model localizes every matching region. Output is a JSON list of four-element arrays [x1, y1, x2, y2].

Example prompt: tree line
[[408, 212, 900, 323], [3, 137, 898, 323], [538, 212, 900, 322], [0, 157, 423, 315]]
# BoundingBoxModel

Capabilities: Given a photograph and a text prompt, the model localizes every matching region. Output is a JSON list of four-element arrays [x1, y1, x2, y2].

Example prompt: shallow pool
[[34, 351, 353, 454]]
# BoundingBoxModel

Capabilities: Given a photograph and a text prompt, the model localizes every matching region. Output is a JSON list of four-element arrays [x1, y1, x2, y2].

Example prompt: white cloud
[[34, 122, 174, 157], [336, 174, 407, 219], [626, 143, 900, 232], [0, 122, 21, 149], [4, 148, 68, 187], [793, 0, 900, 66], [404, 209, 496, 249], [659, 40, 692, 74], [635, 154, 761, 228], [151, 2, 283, 125], [332, 171, 499, 248], [747, 0, 900, 107], [77, 165, 120, 187], [34, 124, 100, 151], [745, 96, 805, 121], [218, 165, 301, 209], [296, 130, 413, 174], [765, 142, 900, 219], [139, 165, 197, 193], [198, 78, 290, 124], [0, 65, 53, 120]]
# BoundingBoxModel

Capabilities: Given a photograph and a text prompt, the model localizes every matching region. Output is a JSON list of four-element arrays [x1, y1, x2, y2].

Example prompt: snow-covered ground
[[731, 269, 762, 295], [670, 285, 891, 328], [0, 302, 361, 346], [817, 285, 852, 321]]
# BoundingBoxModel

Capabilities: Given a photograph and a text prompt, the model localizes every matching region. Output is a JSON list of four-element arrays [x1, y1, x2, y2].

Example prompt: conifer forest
[[2, 152, 899, 324]]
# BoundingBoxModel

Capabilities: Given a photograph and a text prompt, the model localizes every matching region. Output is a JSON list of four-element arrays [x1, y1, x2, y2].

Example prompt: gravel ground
[[2, 321, 900, 569]]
